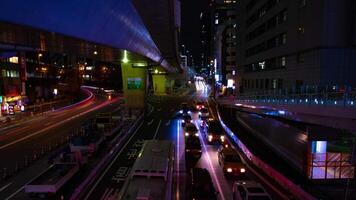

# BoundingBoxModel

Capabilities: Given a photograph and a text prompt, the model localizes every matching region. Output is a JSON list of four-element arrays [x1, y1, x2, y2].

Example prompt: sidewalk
[[217, 97, 356, 134]]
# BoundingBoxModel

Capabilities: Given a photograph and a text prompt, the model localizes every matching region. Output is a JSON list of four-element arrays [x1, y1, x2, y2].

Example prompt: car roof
[[220, 147, 238, 155], [234, 180, 264, 189], [183, 114, 192, 118]]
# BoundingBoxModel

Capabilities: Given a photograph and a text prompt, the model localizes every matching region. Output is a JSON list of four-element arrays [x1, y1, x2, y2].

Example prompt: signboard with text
[[127, 78, 142, 90]]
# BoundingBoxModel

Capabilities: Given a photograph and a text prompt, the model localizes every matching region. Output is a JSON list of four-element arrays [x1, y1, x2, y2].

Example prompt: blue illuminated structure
[[0, 0, 179, 72]]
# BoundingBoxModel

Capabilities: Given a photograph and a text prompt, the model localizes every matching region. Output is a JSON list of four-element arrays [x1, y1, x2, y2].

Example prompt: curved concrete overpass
[[0, 0, 181, 73]]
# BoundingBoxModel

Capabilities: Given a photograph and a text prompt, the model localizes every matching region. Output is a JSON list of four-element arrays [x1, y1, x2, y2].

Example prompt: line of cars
[[178, 100, 272, 200]]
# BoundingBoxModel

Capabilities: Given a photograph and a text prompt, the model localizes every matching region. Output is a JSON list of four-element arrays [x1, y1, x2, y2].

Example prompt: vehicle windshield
[[183, 115, 192, 120], [248, 195, 271, 200], [201, 108, 209, 113], [224, 154, 241, 162], [186, 125, 197, 132], [247, 187, 265, 193], [208, 121, 223, 133], [193, 184, 216, 198], [186, 138, 201, 149]]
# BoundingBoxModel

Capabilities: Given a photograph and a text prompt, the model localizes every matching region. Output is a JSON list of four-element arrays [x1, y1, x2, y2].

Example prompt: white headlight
[[240, 168, 246, 173], [194, 133, 199, 136], [220, 135, 225, 141], [185, 132, 189, 136], [227, 168, 232, 173], [179, 110, 183, 114], [188, 111, 191, 114]]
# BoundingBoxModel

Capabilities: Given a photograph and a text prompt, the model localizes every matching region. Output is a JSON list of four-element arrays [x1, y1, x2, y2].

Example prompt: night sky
[[181, 0, 210, 66]]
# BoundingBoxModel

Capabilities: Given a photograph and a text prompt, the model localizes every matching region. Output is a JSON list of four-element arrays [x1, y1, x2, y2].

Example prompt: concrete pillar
[[121, 62, 147, 108], [152, 74, 175, 95]]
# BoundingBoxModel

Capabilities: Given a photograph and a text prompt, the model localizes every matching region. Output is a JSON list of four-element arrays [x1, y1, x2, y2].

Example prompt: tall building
[[200, 11, 213, 73], [211, 0, 237, 93], [236, 0, 356, 94]]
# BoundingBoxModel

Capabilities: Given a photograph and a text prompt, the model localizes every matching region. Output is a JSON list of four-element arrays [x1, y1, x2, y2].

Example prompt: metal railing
[[236, 91, 356, 108]]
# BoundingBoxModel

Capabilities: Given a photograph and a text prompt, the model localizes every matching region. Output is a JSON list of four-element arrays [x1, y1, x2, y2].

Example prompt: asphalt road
[[0, 92, 124, 200], [83, 94, 191, 200]]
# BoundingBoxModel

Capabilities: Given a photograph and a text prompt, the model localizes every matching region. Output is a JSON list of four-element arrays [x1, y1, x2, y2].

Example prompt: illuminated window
[[9, 56, 19, 64], [281, 56, 286, 67], [282, 33, 287, 44], [272, 79, 277, 89], [259, 61, 265, 69], [298, 26, 305, 34]]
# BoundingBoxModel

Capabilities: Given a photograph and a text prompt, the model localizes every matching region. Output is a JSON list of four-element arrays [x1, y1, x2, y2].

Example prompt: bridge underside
[[0, 0, 181, 73]]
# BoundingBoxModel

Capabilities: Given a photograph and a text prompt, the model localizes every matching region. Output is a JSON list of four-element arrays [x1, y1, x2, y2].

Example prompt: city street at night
[[1, 0, 356, 200]]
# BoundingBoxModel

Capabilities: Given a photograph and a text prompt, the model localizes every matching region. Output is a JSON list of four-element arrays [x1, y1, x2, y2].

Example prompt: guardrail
[[216, 104, 316, 200], [236, 91, 356, 108]]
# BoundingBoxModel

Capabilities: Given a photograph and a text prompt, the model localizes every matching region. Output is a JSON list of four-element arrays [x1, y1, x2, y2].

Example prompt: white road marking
[[165, 120, 171, 126], [0, 182, 12, 192], [84, 121, 144, 200], [153, 120, 162, 139], [147, 119, 154, 125], [5, 164, 54, 200]]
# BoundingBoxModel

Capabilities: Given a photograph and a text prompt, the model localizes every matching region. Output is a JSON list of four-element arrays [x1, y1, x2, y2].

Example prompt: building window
[[265, 79, 269, 89], [282, 10, 287, 22], [298, 26, 305, 34], [281, 56, 286, 67], [259, 61, 265, 69], [300, 0, 306, 7], [9, 56, 19, 64], [282, 33, 287, 44], [272, 79, 277, 89], [297, 53, 305, 63]]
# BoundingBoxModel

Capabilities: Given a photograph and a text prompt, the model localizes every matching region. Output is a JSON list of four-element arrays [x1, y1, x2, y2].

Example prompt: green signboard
[[127, 78, 143, 90]]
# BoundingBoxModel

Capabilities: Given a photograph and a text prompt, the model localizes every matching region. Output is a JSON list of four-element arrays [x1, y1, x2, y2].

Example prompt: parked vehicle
[[119, 140, 174, 200]]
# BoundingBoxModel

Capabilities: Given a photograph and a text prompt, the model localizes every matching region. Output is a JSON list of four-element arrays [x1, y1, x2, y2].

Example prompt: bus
[[119, 140, 175, 200]]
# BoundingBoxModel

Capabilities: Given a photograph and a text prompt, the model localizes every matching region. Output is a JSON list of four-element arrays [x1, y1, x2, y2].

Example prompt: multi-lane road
[[0, 90, 124, 200], [1, 81, 290, 200]]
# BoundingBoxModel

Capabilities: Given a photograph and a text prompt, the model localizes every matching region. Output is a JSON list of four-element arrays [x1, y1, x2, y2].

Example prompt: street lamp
[[122, 50, 129, 63]]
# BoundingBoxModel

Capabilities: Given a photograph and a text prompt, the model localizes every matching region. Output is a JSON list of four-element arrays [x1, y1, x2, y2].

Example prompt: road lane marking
[[147, 119, 154, 125], [84, 120, 144, 200], [194, 121, 226, 200], [176, 120, 181, 200], [0, 182, 12, 192], [153, 120, 162, 139], [165, 120, 171, 126], [4, 164, 55, 200], [0, 100, 116, 151]]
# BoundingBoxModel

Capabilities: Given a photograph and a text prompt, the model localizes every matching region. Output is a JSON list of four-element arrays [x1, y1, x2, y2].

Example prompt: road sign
[[127, 78, 142, 90]]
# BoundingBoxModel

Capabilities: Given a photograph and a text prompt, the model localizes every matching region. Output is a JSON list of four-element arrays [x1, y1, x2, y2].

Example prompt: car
[[199, 107, 210, 119], [206, 120, 225, 144], [178, 102, 192, 115], [195, 101, 205, 110], [185, 137, 202, 159], [218, 146, 246, 178], [184, 123, 199, 138], [182, 114, 193, 127], [232, 180, 272, 200], [190, 168, 218, 200]]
